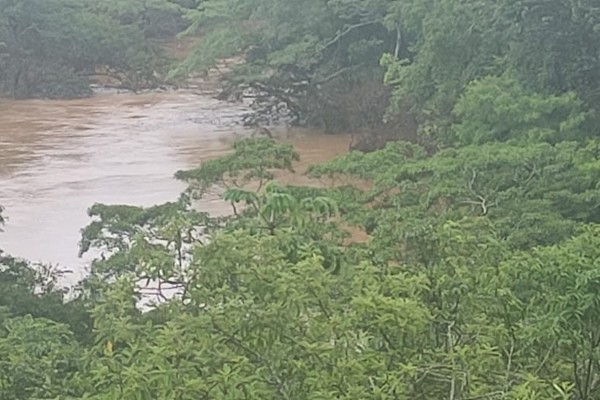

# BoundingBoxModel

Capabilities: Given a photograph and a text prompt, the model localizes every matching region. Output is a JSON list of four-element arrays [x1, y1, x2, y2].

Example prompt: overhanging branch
[[322, 20, 382, 50]]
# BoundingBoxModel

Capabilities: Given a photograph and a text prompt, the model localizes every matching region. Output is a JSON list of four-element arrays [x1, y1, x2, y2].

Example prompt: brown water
[[0, 91, 350, 283]]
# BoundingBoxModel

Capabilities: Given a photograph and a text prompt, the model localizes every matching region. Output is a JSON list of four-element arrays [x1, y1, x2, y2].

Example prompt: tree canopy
[[3, 0, 600, 398], [0, 0, 196, 98], [178, 0, 600, 139]]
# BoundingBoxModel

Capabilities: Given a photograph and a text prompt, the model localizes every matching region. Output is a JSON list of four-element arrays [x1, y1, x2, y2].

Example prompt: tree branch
[[323, 20, 382, 50]]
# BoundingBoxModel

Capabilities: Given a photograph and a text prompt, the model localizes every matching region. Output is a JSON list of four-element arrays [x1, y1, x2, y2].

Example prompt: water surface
[[0, 91, 350, 282]]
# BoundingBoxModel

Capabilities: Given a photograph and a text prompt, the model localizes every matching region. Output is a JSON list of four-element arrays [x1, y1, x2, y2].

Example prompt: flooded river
[[0, 90, 350, 283]]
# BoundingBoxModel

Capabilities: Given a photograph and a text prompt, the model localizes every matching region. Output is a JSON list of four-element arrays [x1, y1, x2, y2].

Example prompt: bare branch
[[322, 20, 382, 50], [460, 169, 496, 215]]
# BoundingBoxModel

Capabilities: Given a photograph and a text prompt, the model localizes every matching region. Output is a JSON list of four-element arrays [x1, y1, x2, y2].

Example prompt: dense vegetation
[[183, 0, 600, 137], [0, 0, 197, 98], [3, 0, 600, 399]]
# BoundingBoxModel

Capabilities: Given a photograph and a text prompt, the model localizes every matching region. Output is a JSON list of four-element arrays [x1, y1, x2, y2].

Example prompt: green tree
[[496, 226, 600, 399], [5, 1, 600, 397], [179, 0, 396, 130], [0, 316, 83, 399], [451, 74, 589, 145], [310, 139, 600, 252], [382, 0, 505, 129], [500, 0, 600, 104], [0, 0, 177, 98]]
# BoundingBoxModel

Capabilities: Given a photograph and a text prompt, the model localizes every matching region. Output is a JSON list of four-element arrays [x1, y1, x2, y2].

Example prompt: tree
[[452, 74, 589, 145], [179, 0, 396, 131], [381, 0, 507, 134], [500, 0, 600, 104], [0, 316, 83, 399], [310, 139, 600, 252], [0, 0, 178, 98], [495, 226, 600, 400], [4, 1, 600, 398]]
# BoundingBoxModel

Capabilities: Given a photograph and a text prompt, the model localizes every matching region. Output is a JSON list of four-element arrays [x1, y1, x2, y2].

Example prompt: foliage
[[5, 0, 600, 398], [496, 226, 600, 400], [5, 129, 600, 398], [176, 138, 299, 196], [0, 316, 83, 399], [80, 201, 212, 297], [91, 0, 192, 38], [381, 0, 600, 140], [178, 0, 600, 140], [452, 74, 589, 145], [381, 0, 505, 127], [0, 251, 92, 341], [0, 0, 186, 99], [500, 0, 600, 104], [311, 139, 600, 250], [179, 0, 396, 130]]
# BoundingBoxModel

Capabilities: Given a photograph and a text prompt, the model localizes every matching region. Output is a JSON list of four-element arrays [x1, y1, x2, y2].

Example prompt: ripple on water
[[0, 90, 351, 285]]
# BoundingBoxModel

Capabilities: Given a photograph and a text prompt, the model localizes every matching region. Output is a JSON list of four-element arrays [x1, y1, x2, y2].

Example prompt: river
[[0, 90, 350, 283]]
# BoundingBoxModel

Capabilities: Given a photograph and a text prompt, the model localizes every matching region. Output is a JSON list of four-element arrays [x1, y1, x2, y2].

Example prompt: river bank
[[0, 89, 350, 283]]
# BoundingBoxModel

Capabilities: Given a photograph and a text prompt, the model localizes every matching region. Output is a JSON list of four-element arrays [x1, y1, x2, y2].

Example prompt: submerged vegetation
[[2, 0, 600, 399]]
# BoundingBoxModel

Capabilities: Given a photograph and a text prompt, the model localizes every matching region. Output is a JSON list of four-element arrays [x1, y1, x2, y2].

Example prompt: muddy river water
[[0, 90, 350, 283]]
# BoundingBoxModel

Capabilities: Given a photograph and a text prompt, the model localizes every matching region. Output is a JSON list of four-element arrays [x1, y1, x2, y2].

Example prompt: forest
[[2, 0, 600, 399], [0, 0, 201, 98]]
